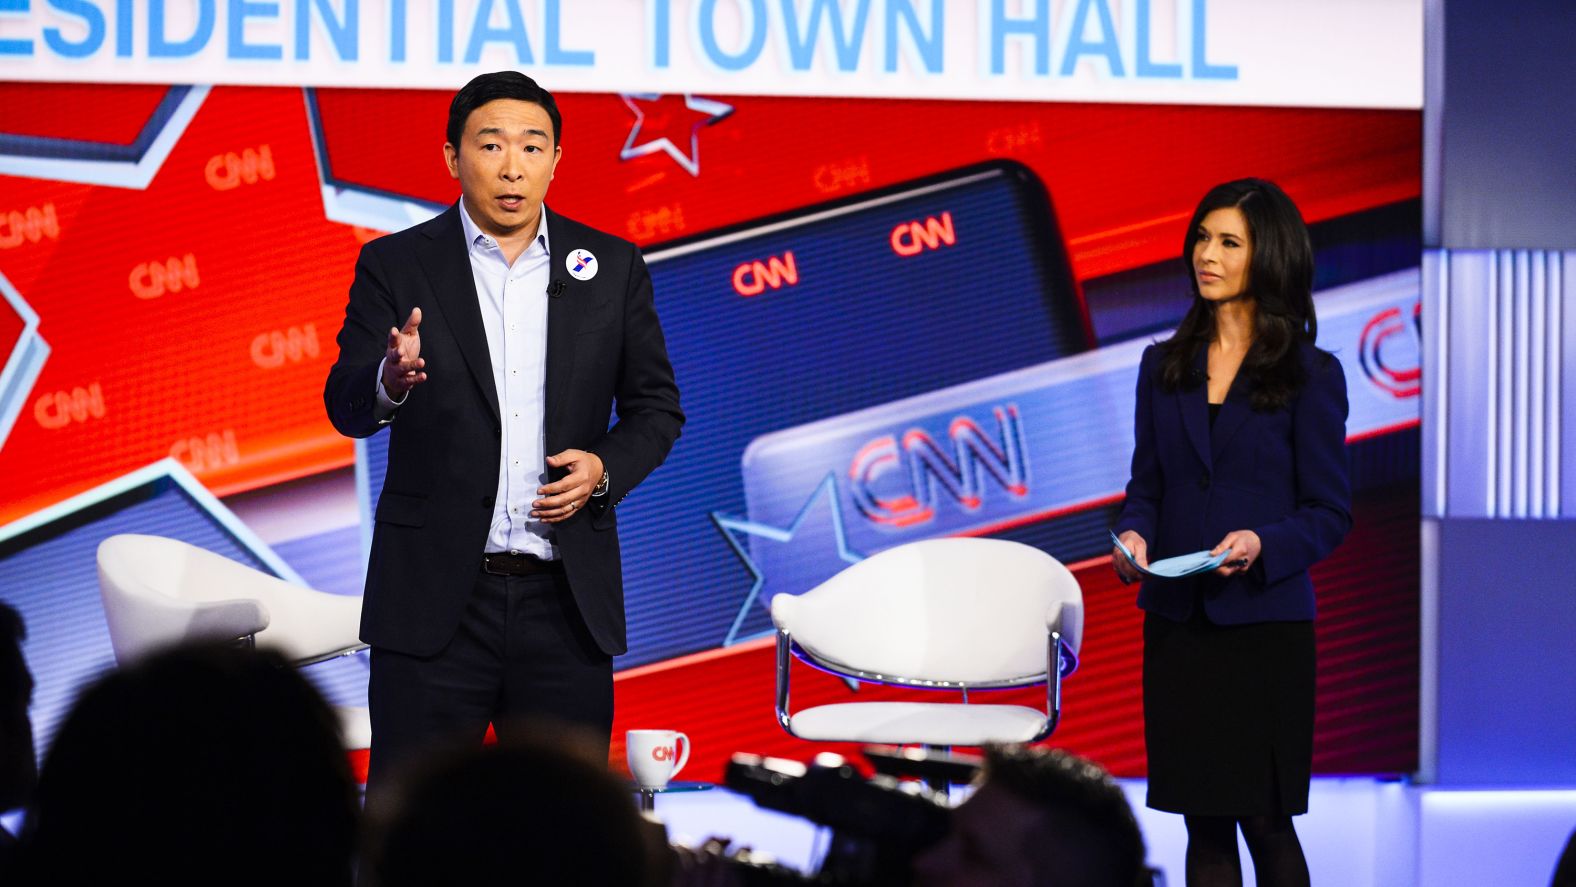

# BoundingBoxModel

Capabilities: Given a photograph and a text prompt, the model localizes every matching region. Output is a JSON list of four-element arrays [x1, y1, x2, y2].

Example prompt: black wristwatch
[[591, 470, 610, 498]]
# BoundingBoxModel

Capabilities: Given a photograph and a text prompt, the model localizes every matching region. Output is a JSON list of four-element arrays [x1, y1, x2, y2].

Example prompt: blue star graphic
[[710, 474, 864, 647], [618, 94, 734, 177]]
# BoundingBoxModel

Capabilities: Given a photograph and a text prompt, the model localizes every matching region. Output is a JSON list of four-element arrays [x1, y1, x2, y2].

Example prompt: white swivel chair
[[96, 533, 371, 749], [771, 536, 1083, 746]]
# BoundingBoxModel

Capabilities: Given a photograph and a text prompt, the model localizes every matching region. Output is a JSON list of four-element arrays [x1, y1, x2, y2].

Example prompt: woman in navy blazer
[[1112, 179, 1351, 887]]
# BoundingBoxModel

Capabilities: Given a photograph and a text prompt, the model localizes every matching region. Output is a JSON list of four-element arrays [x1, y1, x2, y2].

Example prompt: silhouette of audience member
[[362, 723, 651, 887], [913, 745, 1149, 887], [13, 643, 358, 887], [0, 602, 36, 869], [1554, 825, 1576, 887]]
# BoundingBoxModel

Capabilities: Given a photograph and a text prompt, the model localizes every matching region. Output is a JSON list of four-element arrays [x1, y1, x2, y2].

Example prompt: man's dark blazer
[[1113, 341, 1351, 625], [324, 204, 683, 657]]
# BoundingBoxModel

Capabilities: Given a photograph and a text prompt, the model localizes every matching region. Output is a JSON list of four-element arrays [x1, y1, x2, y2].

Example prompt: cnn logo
[[171, 429, 240, 472], [732, 251, 798, 297], [0, 203, 60, 249], [205, 145, 276, 191], [34, 383, 106, 429], [252, 324, 321, 368], [890, 212, 956, 257], [129, 255, 200, 300]]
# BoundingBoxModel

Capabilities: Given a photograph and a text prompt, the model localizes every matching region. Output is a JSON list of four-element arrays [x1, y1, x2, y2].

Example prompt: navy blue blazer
[[1113, 341, 1352, 625], [324, 204, 684, 657]]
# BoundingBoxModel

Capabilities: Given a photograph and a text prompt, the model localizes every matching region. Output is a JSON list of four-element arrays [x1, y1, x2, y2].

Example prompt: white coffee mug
[[626, 729, 690, 789]]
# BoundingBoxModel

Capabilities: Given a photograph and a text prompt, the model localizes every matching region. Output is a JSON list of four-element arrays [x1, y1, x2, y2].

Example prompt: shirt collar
[[458, 200, 551, 257]]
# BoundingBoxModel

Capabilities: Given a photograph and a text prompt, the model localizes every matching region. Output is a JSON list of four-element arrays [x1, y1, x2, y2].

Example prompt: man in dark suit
[[324, 72, 683, 792]]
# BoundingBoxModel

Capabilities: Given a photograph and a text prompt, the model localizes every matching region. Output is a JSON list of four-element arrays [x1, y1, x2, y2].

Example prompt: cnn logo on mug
[[626, 730, 690, 790]]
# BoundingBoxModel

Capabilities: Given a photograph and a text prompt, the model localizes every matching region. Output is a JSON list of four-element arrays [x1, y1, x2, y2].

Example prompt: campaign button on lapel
[[566, 249, 598, 281]]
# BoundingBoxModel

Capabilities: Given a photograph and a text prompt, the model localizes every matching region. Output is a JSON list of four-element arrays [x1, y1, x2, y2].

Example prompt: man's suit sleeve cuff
[[374, 357, 406, 424]]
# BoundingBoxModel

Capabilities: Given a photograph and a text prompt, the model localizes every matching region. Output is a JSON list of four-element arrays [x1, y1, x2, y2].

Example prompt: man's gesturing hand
[[382, 307, 427, 398], [533, 450, 605, 523]]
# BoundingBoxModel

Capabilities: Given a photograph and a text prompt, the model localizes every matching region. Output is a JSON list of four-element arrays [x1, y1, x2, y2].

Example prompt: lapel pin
[[566, 248, 598, 281]]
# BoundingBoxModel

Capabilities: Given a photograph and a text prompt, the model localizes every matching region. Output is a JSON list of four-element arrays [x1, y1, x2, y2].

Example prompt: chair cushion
[[786, 701, 1050, 745]]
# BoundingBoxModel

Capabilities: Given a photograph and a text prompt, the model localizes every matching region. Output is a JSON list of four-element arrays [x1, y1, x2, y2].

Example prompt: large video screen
[[0, 81, 1421, 779]]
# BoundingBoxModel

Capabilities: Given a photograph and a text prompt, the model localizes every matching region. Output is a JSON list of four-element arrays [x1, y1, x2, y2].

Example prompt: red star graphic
[[619, 94, 734, 177]]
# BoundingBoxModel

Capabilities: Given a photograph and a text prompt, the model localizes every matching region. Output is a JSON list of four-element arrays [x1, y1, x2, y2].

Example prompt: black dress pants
[[364, 566, 614, 798]]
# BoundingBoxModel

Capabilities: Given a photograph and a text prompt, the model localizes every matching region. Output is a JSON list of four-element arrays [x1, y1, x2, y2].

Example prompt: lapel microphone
[[548, 279, 565, 298]]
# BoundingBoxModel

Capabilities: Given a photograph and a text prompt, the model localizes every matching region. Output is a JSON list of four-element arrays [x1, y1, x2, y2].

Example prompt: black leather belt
[[482, 551, 563, 576]]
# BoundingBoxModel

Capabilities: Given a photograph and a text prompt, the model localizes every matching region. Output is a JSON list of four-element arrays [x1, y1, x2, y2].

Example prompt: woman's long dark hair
[[1158, 178, 1318, 411]]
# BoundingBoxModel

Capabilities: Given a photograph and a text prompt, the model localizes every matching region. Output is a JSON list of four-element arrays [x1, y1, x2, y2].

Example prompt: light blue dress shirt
[[376, 203, 557, 559]]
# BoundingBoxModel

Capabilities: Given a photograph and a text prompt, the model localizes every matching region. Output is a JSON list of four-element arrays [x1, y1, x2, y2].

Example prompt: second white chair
[[96, 533, 371, 749], [771, 536, 1083, 747]]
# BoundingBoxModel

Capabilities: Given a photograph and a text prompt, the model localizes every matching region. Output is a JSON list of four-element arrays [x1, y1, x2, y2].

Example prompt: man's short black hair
[[364, 725, 648, 887], [983, 745, 1149, 887], [447, 71, 562, 149]]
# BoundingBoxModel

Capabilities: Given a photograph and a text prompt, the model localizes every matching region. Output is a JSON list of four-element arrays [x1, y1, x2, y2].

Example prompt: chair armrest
[[1036, 629, 1065, 742], [1045, 599, 1084, 675], [187, 597, 270, 641], [775, 629, 794, 734], [102, 592, 269, 664], [252, 589, 363, 664]]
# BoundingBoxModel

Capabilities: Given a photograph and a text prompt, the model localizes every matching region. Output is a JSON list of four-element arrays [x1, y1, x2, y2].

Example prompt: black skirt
[[1142, 608, 1315, 817]]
